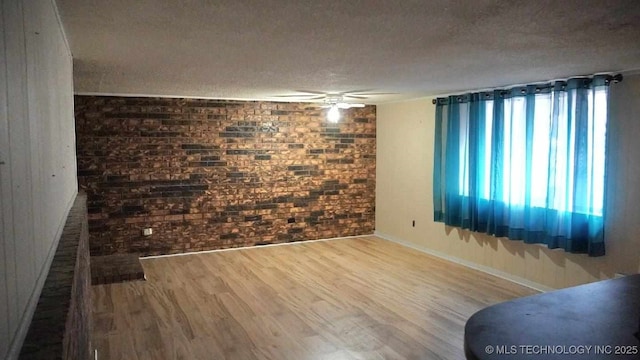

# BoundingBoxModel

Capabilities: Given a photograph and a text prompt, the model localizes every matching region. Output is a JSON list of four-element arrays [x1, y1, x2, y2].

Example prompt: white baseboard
[[374, 230, 554, 293], [6, 191, 79, 359]]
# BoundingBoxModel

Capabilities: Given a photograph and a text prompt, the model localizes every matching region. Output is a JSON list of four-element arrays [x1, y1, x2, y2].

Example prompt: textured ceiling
[[56, 0, 640, 103]]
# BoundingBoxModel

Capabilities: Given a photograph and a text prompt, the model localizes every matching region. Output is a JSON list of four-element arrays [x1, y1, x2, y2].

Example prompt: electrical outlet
[[142, 228, 153, 236]]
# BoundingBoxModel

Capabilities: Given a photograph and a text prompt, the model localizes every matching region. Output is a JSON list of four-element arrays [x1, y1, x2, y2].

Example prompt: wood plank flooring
[[91, 236, 537, 360]]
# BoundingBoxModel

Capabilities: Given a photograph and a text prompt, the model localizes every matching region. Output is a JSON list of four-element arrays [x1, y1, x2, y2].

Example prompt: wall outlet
[[142, 228, 153, 236]]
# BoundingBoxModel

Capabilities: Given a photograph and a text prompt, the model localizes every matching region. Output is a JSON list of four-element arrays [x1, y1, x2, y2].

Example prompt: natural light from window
[[458, 89, 608, 216]]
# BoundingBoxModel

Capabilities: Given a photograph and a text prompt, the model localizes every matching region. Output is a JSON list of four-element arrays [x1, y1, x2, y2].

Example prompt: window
[[433, 75, 618, 256]]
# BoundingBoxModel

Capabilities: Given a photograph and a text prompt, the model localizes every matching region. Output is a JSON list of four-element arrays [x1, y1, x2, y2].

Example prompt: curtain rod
[[431, 74, 623, 105]]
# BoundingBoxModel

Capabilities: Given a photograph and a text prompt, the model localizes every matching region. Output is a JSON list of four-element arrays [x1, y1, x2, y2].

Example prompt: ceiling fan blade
[[343, 94, 369, 99], [350, 92, 397, 96], [272, 94, 328, 102], [294, 90, 328, 95], [339, 89, 374, 95]]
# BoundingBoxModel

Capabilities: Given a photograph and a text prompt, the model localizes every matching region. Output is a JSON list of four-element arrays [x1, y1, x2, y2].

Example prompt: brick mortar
[[75, 96, 376, 256]]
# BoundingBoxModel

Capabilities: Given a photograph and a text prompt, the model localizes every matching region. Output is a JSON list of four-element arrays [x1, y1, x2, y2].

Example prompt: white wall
[[376, 74, 640, 291], [0, 0, 77, 358]]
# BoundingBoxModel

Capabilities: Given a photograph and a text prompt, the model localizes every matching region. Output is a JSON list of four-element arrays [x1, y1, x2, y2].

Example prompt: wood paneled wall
[[0, 0, 77, 358]]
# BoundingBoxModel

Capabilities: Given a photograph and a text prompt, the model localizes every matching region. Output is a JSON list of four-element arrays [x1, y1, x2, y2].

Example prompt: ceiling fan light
[[327, 105, 340, 123]]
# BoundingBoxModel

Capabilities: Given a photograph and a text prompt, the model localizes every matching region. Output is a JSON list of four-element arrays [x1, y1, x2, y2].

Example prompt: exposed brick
[[20, 193, 91, 360], [76, 96, 376, 256]]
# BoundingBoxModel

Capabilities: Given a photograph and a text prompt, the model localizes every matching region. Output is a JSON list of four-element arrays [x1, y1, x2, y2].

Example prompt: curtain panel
[[433, 74, 619, 256]]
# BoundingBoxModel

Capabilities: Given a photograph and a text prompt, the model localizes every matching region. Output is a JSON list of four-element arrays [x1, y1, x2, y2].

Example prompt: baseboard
[[374, 230, 554, 293], [141, 234, 373, 259], [6, 191, 78, 360]]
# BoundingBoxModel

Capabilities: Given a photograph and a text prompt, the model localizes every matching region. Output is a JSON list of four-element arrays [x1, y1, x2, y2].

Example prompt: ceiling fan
[[321, 95, 363, 123], [273, 90, 392, 122], [274, 89, 391, 103]]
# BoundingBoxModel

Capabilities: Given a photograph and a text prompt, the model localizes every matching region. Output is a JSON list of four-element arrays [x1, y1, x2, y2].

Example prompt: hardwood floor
[[91, 236, 537, 359]]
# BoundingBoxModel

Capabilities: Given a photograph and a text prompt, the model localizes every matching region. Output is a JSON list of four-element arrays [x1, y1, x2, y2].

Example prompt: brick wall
[[20, 192, 91, 360], [75, 96, 376, 256]]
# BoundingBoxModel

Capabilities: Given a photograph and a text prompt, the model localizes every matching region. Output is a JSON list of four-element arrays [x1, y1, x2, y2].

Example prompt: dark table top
[[464, 274, 640, 360]]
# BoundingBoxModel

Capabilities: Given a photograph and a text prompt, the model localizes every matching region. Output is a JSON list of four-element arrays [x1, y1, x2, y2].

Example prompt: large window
[[433, 75, 618, 256]]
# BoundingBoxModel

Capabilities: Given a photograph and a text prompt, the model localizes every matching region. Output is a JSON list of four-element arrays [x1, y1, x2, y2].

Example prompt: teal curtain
[[433, 75, 617, 256]]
